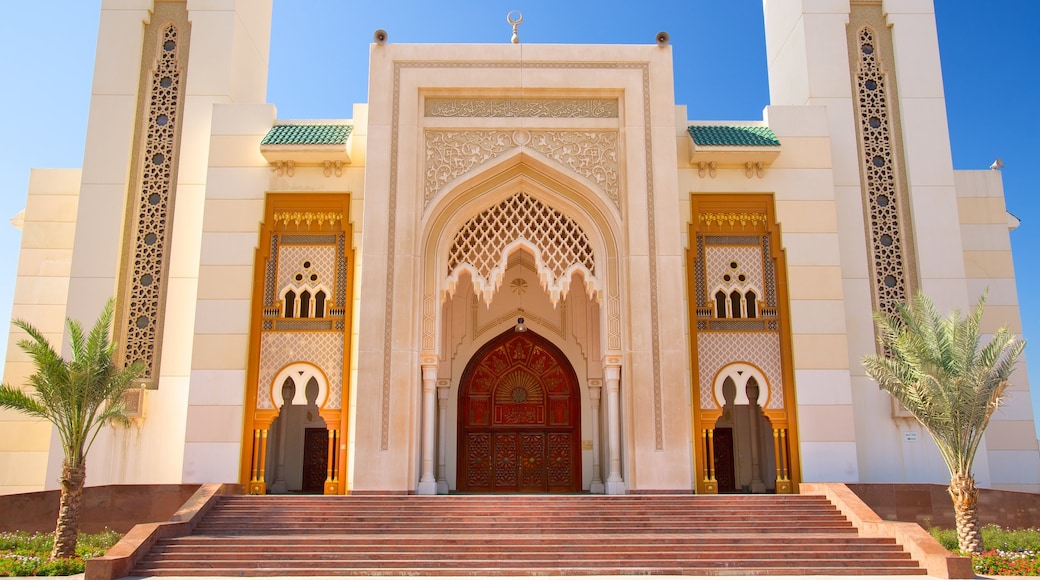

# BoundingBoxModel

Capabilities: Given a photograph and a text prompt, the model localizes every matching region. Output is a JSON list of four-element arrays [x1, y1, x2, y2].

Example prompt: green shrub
[[0, 530, 121, 577], [929, 525, 1040, 576]]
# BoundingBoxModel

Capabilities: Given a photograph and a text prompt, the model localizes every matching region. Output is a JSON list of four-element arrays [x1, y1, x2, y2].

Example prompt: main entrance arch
[[457, 329, 581, 492]]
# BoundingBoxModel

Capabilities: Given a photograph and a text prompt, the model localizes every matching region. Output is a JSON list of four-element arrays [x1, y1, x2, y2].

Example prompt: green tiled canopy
[[687, 125, 780, 147], [261, 124, 353, 145]]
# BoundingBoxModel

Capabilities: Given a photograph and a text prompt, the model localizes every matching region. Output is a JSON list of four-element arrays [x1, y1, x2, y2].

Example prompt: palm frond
[[862, 290, 1024, 478], [2, 298, 145, 469]]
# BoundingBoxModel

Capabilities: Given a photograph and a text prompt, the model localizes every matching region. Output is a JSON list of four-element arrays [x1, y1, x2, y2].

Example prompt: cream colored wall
[[765, 0, 952, 485], [955, 170, 1040, 492], [0, 169, 81, 494], [763, 0, 1039, 490], [186, 103, 273, 484], [34, 0, 275, 489]]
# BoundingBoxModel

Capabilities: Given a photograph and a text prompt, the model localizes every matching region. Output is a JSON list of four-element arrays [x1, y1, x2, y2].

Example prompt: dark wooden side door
[[713, 427, 736, 493], [302, 428, 328, 493], [459, 330, 580, 492]]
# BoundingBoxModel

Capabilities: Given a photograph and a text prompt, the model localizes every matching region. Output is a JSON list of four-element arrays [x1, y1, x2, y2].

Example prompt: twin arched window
[[714, 289, 758, 319], [283, 289, 328, 318]]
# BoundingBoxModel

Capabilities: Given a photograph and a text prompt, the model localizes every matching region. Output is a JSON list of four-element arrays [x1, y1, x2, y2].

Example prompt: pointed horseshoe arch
[[419, 156, 624, 356]]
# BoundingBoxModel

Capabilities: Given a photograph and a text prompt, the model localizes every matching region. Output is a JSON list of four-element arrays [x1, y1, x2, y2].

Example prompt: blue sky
[[1, 1, 1038, 434]]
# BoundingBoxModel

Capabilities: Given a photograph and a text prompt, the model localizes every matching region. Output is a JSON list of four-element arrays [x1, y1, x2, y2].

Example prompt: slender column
[[324, 429, 337, 494], [249, 429, 264, 494], [706, 429, 716, 481], [604, 362, 625, 494], [588, 381, 604, 494], [436, 381, 450, 494], [417, 362, 439, 494], [254, 429, 269, 494], [773, 429, 783, 481]]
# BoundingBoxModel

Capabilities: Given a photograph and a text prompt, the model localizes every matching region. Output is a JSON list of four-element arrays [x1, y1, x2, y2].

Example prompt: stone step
[[129, 494, 927, 576]]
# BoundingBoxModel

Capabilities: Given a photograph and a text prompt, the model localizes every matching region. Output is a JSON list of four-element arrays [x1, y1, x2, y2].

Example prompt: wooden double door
[[458, 330, 581, 492]]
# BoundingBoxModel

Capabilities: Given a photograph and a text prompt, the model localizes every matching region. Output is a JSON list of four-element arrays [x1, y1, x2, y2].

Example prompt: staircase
[[130, 494, 928, 576]]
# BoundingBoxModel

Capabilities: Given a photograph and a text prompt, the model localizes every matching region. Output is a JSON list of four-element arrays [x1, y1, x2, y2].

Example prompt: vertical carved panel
[[494, 433, 518, 488], [466, 433, 491, 488], [519, 433, 546, 490], [122, 24, 187, 381], [547, 433, 573, 488], [855, 27, 909, 317]]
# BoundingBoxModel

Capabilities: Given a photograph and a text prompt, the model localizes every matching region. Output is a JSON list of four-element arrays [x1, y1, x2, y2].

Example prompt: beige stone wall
[[186, 103, 274, 484], [0, 169, 80, 494], [764, 0, 1039, 492], [955, 170, 1040, 491]]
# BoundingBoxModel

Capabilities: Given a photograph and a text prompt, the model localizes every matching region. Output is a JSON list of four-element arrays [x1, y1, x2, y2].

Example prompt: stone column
[[417, 362, 438, 495], [604, 362, 626, 494], [436, 380, 451, 494], [588, 380, 605, 494]]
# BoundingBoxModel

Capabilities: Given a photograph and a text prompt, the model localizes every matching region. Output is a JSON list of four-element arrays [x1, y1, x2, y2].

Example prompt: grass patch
[[0, 530, 122, 577], [931, 524, 1040, 575]]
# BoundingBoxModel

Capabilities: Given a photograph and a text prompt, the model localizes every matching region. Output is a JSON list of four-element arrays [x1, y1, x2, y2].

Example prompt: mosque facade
[[2, 0, 1037, 496]]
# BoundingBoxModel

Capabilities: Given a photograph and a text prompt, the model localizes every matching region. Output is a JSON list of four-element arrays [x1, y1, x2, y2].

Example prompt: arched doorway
[[457, 329, 581, 492]]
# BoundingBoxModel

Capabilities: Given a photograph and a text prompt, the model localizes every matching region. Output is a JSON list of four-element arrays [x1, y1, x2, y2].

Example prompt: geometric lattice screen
[[856, 27, 909, 318], [122, 24, 185, 384], [447, 191, 598, 306]]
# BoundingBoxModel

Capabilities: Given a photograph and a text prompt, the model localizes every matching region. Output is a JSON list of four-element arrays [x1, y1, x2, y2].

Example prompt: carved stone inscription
[[425, 98, 618, 118]]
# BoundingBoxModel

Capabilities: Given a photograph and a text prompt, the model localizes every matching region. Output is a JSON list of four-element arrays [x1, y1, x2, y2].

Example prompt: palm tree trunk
[[50, 460, 85, 559], [949, 471, 982, 554]]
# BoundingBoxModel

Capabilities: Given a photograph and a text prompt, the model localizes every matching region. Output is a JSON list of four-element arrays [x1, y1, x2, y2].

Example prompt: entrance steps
[[129, 494, 928, 576]]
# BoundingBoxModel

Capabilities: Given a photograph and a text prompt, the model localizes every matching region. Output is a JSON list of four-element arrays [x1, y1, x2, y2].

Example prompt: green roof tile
[[687, 125, 780, 147], [261, 124, 353, 146]]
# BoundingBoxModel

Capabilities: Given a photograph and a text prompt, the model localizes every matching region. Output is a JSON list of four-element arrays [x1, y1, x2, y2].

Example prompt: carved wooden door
[[713, 427, 736, 493], [459, 330, 580, 492], [302, 428, 328, 493]]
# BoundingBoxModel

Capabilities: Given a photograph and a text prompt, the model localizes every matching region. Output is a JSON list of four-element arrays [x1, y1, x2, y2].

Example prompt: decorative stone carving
[[424, 97, 618, 118], [424, 131, 513, 203], [446, 191, 598, 308], [123, 25, 183, 380], [856, 27, 908, 317], [424, 130, 620, 208], [527, 131, 619, 207]]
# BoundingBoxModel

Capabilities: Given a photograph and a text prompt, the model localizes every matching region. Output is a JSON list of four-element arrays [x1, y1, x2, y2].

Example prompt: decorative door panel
[[494, 433, 519, 488], [459, 330, 580, 492]]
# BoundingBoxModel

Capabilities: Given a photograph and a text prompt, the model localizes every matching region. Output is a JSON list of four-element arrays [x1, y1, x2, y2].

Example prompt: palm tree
[[0, 299, 144, 559], [862, 291, 1024, 554]]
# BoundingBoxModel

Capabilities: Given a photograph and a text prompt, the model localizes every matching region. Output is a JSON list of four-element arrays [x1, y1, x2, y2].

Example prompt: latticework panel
[[277, 245, 336, 300], [123, 25, 183, 378], [705, 246, 763, 295], [257, 332, 344, 410], [856, 27, 908, 317], [447, 192, 597, 306], [697, 332, 783, 410]]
